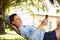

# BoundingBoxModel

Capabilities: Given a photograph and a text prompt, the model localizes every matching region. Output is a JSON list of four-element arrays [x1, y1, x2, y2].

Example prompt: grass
[[0, 29, 26, 40], [0, 37, 26, 40]]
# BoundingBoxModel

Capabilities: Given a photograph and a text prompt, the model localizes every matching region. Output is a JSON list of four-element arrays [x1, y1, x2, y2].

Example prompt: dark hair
[[9, 13, 17, 24]]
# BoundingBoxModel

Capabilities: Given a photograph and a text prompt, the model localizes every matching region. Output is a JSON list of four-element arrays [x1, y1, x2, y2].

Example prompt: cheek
[[19, 19, 22, 24], [20, 20, 22, 24], [19, 21, 22, 25], [16, 21, 22, 25], [14, 19, 22, 26]]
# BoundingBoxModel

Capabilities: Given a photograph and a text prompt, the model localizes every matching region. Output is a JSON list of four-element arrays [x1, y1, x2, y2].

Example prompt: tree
[[0, 0, 60, 34], [0, 0, 14, 34], [50, 0, 60, 4], [0, 0, 28, 34], [0, 0, 5, 34]]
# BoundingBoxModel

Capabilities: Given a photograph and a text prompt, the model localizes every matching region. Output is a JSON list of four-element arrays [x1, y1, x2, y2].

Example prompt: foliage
[[50, 0, 60, 4], [0, 37, 26, 40], [0, 28, 26, 40]]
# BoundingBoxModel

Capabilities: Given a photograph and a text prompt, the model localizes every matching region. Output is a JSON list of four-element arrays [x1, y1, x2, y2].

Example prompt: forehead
[[14, 15, 20, 19]]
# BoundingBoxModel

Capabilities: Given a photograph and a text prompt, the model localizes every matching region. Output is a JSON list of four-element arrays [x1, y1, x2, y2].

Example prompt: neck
[[13, 24, 18, 28], [16, 25, 22, 28]]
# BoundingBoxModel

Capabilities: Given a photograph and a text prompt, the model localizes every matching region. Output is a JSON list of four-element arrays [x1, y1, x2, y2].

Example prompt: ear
[[12, 21, 15, 24]]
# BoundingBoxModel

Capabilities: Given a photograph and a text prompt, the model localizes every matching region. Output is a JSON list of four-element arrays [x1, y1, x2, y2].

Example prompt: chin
[[19, 24, 22, 26]]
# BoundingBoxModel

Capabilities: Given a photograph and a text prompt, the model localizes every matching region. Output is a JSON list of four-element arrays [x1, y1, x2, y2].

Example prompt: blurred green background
[[0, 0, 60, 40]]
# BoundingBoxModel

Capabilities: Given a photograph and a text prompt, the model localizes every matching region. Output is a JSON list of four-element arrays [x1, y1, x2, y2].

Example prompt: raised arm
[[37, 18, 48, 30]]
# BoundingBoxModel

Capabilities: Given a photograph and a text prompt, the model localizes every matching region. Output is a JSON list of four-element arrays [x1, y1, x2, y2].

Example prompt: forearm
[[37, 18, 48, 30], [37, 24, 44, 30]]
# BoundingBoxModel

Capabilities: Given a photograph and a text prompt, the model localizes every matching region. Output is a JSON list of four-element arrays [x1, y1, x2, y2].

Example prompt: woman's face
[[12, 15, 22, 27]]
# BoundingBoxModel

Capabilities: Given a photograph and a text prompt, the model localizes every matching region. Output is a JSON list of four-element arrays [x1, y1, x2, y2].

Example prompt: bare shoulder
[[55, 29, 60, 40], [59, 32, 60, 40], [57, 29, 60, 39]]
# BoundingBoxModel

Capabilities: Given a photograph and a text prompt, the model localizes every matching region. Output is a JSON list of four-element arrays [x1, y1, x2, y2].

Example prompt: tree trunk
[[0, 17, 5, 34], [0, 0, 5, 34]]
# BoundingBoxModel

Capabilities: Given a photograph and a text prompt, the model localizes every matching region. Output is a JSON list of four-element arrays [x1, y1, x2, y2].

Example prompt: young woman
[[9, 13, 48, 40]]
